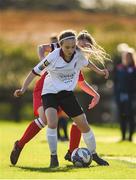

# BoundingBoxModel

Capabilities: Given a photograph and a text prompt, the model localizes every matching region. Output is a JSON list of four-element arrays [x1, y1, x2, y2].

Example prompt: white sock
[[82, 129, 96, 154], [46, 127, 57, 155]]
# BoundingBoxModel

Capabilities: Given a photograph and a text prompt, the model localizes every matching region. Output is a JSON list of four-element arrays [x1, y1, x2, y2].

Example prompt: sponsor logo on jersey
[[55, 66, 66, 69], [58, 72, 76, 83]]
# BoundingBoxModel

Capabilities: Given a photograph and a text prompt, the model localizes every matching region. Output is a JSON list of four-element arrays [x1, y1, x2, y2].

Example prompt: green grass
[[0, 121, 136, 179]]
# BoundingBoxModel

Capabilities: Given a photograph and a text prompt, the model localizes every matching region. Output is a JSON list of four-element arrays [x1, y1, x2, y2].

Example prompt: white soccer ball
[[71, 147, 92, 167]]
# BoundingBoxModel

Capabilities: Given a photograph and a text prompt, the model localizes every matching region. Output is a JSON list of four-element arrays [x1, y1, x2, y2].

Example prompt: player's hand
[[102, 69, 109, 79], [14, 89, 24, 97], [88, 94, 100, 109]]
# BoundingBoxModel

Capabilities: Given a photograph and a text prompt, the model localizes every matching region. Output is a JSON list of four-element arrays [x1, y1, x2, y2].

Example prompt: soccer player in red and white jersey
[[11, 30, 110, 168], [10, 30, 109, 166]]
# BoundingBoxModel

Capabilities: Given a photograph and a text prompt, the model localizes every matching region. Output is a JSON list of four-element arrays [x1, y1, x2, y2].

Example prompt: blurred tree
[[0, 0, 81, 10], [0, 41, 36, 88], [81, 0, 136, 16]]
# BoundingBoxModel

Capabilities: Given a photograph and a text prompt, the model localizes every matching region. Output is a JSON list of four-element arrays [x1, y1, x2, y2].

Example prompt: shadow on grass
[[10, 164, 96, 173]]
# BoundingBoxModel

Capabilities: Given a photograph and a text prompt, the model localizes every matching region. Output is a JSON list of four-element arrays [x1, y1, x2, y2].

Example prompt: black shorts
[[42, 91, 84, 118]]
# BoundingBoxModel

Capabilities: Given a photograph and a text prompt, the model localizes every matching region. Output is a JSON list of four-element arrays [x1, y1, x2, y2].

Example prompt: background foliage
[[0, 0, 136, 121]]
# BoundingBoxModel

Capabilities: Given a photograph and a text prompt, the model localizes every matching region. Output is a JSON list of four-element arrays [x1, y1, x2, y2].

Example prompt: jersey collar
[[60, 49, 76, 63]]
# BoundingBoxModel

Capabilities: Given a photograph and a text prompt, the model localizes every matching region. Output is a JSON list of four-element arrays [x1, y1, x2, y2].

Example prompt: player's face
[[77, 39, 91, 48], [61, 39, 76, 60], [123, 52, 134, 66]]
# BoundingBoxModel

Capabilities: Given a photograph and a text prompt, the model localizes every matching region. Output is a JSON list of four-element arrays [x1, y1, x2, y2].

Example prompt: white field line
[[81, 136, 136, 143], [104, 156, 136, 164], [96, 136, 136, 143]]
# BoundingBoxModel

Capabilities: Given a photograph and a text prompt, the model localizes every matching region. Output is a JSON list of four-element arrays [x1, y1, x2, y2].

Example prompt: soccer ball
[[71, 147, 92, 167]]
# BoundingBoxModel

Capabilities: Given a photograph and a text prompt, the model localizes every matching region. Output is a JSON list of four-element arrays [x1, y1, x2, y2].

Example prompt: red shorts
[[33, 72, 47, 116], [33, 89, 42, 117]]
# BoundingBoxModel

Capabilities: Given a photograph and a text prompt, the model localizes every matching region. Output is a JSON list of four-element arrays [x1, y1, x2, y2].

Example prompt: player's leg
[[73, 113, 109, 166], [60, 91, 109, 166], [46, 107, 59, 168], [61, 92, 94, 163], [10, 106, 46, 165], [16, 89, 47, 148], [42, 94, 59, 168], [19, 106, 46, 148], [64, 122, 81, 161], [10, 88, 46, 165], [16, 90, 47, 149]]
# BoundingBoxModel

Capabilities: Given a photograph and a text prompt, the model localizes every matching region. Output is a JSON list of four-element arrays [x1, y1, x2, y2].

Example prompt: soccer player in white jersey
[[13, 30, 109, 168], [10, 31, 109, 166]]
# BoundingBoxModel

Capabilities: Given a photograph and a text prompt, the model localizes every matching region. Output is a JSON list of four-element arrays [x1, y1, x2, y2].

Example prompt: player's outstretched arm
[[14, 71, 36, 97], [87, 61, 109, 79], [37, 44, 52, 61], [78, 80, 100, 109]]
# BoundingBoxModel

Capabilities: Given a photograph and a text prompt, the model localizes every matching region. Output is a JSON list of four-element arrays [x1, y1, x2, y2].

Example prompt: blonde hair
[[117, 43, 129, 53], [77, 30, 111, 67], [133, 51, 136, 67], [117, 43, 136, 66]]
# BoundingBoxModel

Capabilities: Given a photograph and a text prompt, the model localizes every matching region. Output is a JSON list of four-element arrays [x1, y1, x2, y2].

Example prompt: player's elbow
[[78, 80, 84, 88]]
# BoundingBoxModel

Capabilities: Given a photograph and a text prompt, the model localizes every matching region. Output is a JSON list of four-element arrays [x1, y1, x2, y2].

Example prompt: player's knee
[[34, 117, 46, 129], [39, 115, 47, 125], [48, 121, 58, 129], [77, 121, 90, 133]]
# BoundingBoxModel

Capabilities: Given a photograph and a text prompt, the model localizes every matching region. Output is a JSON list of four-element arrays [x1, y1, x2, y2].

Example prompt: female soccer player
[[12, 30, 110, 168], [10, 32, 106, 166]]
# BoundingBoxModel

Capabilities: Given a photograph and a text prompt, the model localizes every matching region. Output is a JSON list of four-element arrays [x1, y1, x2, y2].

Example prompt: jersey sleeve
[[32, 51, 55, 75], [78, 71, 84, 82]]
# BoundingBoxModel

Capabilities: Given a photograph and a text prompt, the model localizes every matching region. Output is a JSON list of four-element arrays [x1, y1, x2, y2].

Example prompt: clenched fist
[[14, 89, 24, 97]]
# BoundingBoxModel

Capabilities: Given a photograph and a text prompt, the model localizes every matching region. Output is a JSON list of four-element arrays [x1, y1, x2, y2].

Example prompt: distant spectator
[[114, 43, 136, 141]]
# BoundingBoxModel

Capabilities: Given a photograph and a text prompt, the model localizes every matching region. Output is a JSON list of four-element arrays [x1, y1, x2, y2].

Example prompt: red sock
[[18, 121, 42, 149], [69, 123, 81, 153]]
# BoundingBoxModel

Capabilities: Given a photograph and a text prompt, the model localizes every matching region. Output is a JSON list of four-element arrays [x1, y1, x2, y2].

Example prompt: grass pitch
[[0, 121, 136, 179]]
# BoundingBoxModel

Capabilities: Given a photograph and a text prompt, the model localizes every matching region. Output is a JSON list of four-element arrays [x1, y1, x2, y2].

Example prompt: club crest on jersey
[[38, 60, 50, 71], [44, 60, 50, 66]]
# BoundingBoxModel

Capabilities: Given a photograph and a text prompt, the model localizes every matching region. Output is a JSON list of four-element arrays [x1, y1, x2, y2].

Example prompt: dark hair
[[58, 30, 76, 45], [50, 36, 58, 43], [127, 52, 135, 66]]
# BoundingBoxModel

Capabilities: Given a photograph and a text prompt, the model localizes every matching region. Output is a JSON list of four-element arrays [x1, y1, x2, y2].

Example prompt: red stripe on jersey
[[33, 72, 47, 92], [78, 71, 84, 82]]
